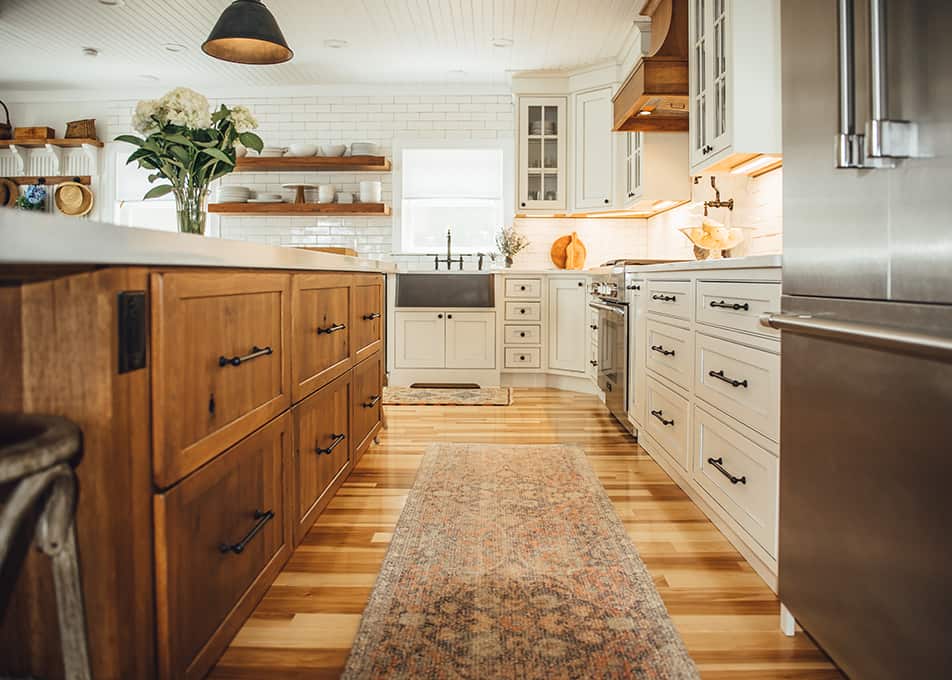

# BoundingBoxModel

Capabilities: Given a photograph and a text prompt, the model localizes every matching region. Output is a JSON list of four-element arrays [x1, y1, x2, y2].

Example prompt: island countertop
[[0, 211, 397, 273]]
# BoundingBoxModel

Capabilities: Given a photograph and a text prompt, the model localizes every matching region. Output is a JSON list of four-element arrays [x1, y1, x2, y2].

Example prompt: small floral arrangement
[[117, 87, 264, 234], [15, 184, 47, 211], [495, 225, 530, 265]]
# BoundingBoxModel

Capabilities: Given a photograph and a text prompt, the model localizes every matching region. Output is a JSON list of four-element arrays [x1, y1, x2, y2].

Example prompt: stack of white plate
[[258, 147, 287, 157], [248, 192, 283, 204], [350, 142, 379, 156], [217, 186, 252, 203], [529, 122, 557, 135]]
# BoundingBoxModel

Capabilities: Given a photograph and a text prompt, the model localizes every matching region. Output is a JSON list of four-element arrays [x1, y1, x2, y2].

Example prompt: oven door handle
[[589, 302, 627, 316]]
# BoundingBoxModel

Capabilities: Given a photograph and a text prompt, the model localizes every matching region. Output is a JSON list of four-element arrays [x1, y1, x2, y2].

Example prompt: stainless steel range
[[590, 267, 631, 433]]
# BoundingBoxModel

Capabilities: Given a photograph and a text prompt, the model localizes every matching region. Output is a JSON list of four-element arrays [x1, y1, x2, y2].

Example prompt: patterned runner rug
[[383, 386, 512, 406], [342, 443, 699, 679]]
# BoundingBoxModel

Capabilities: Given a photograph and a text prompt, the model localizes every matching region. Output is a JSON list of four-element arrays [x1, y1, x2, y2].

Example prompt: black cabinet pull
[[437, 313, 444, 319], [219, 509, 274, 555], [519, 308, 526, 314], [709, 369, 748, 388], [577, 281, 584, 287], [219, 345, 272, 367], [604, 198, 610, 204], [447, 314, 453, 319], [651, 344, 675, 357], [316, 433, 346, 455], [627, 284, 641, 290], [520, 285, 526, 291], [363, 395, 381, 408], [590, 360, 598, 366], [652, 294, 676, 302], [650, 409, 674, 426], [317, 323, 346, 335], [708, 457, 747, 485], [627, 191, 635, 197], [710, 300, 750, 311], [362, 312, 381, 321], [520, 331, 527, 337], [589, 324, 598, 330]]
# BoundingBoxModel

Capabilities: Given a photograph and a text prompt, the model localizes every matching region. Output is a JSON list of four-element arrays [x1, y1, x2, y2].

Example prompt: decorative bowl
[[288, 143, 317, 157], [320, 144, 347, 157], [679, 219, 753, 259], [350, 142, 379, 156]]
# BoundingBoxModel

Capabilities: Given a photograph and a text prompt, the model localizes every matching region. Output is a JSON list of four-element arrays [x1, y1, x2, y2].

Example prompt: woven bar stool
[[0, 414, 91, 680]]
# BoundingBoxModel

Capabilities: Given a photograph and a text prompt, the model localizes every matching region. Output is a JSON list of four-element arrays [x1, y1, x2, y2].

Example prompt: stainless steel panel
[[593, 301, 630, 432], [395, 273, 494, 308]]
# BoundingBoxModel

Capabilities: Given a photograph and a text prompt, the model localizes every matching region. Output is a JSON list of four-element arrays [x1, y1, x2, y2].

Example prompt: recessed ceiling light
[[98, 0, 126, 6], [162, 42, 187, 53], [323, 39, 349, 48], [492, 38, 513, 48], [139, 74, 160, 81], [82, 47, 100, 57], [447, 69, 466, 76]]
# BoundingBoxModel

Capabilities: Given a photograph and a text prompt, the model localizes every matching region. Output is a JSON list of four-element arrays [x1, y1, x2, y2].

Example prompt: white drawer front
[[645, 377, 690, 472], [505, 347, 541, 369], [696, 281, 781, 337], [505, 301, 541, 321], [645, 319, 694, 391], [695, 333, 780, 441], [693, 406, 778, 556], [504, 324, 542, 344], [505, 278, 543, 298], [645, 280, 693, 320]]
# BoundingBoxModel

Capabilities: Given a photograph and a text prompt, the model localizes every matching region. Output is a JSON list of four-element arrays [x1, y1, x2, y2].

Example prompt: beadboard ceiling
[[0, 0, 641, 94]]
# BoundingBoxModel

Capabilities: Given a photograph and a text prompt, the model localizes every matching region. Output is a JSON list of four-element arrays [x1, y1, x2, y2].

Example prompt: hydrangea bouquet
[[117, 87, 263, 235], [15, 184, 47, 211], [495, 225, 530, 267]]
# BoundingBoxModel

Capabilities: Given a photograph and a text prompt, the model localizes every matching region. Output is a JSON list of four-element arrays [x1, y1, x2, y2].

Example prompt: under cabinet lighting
[[730, 155, 782, 176]]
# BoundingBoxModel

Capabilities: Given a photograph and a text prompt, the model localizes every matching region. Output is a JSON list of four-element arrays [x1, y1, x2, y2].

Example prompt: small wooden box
[[14, 126, 55, 140], [66, 119, 97, 139]]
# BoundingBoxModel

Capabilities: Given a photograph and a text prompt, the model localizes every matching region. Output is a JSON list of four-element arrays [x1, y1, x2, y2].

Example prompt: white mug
[[318, 185, 336, 204]]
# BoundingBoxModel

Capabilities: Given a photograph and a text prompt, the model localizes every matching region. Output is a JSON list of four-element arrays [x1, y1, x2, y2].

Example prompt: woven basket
[[0, 100, 11, 140], [65, 119, 97, 139]]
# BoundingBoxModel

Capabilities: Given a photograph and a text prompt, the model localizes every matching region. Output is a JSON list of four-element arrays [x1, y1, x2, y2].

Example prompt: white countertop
[[624, 254, 781, 273], [0, 211, 396, 273], [391, 267, 612, 276]]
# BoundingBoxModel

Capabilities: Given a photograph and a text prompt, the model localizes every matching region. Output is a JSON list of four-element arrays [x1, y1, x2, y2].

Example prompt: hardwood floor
[[209, 388, 842, 679]]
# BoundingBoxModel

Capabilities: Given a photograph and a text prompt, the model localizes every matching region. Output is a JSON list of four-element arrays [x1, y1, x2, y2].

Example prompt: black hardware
[[208, 393, 216, 415], [520, 331, 527, 337], [316, 433, 346, 455], [578, 281, 584, 287], [651, 409, 675, 426], [710, 300, 750, 311], [709, 369, 748, 388], [627, 191, 635, 197], [219, 345, 272, 367], [519, 308, 526, 314], [604, 199, 610, 204], [708, 457, 746, 485], [626, 284, 641, 291], [447, 314, 453, 319], [589, 324, 598, 330], [437, 313, 443, 319], [219, 509, 274, 555], [363, 395, 381, 408], [652, 294, 676, 302], [590, 360, 598, 366], [317, 323, 346, 335], [117, 291, 147, 374], [520, 201, 526, 207], [520, 285, 526, 291], [520, 355, 526, 361], [362, 312, 381, 321], [651, 344, 675, 356]]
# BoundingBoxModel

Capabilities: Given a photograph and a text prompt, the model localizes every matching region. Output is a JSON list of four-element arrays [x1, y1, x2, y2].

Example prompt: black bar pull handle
[[651, 344, 676, 356], [219, 345, 272, 367], [362, 312, 381, 321], [590, 360, 598, 366], [316, 433, 346, 455], [652, 294, 676, 302], [219, 509, 274, 554], [627, 284, 641, 290], [710, 300, 750, 311], [651, 409, 675, 426], [708, 457, 747, 485], [317, 323, 347, 335], [709, 369, 748, 388], [589, 324, 598, 330], [363, 395, 381, 408]]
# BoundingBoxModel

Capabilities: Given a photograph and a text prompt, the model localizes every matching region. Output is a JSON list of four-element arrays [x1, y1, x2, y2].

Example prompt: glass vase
[[174, 187, 209, 235]]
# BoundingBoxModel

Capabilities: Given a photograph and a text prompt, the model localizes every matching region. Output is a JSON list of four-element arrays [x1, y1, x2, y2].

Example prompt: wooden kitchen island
[[0, 213, 389, 680]]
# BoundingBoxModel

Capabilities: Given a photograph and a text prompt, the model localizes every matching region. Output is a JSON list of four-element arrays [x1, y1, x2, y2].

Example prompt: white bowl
[[288, 143, 317, 157], [359, 180, 382, 203], [320, 144, 347, 157], [350, 142, 379, 156]]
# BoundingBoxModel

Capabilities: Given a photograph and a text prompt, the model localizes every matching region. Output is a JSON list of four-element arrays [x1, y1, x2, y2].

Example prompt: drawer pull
[[652, 294, 676, 302], [316, 433, 346, 455], [627, 284, 641, 291], [520, 285, 527, 291], [363, 395, 381, 408], [219, 509, 274, 555], [710, 300, 750, 311], [651, 344, 676, 357], [218, 345, 272, 367], [589, 324, 598, 330], [650, 409, 675, 426], [709, 369, 748, 388], [708, 457, 747, 485], [362, 312, 381, 321], [520, 331, 527, 337], [519, 308, 526, 314], [590, 360, 598, 366], [317, 322, 347, 335]]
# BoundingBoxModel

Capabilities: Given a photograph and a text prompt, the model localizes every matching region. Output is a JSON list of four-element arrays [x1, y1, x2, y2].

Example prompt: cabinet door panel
[[292, 274, 353, 402], [394, 311, 445, 368], [352, 352, 383, 460], [445, 312, 495, 369], [518, 97, 567, 211], [547, 277, 588, 373], [352, 275, 384, 363], [575, 87, 614, 209]]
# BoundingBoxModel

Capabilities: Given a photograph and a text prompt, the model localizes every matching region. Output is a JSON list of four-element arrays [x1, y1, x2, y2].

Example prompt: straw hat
[[0, 178, 16, 207], [54, 181, 94, 216]]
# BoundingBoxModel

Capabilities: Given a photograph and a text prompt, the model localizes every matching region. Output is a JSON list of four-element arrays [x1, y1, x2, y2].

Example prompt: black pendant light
[[202, 0, 293, 65]]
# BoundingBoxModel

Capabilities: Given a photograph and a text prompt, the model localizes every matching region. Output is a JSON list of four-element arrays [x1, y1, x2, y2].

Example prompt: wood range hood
[[612, 0, 688, 132]]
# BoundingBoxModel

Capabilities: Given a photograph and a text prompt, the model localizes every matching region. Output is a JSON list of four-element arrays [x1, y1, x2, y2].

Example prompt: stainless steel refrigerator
[[772, 1, 952, 678]]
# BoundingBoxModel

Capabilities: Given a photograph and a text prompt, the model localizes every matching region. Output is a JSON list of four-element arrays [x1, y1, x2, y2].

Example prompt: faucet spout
[[446, 228, 452, 269]]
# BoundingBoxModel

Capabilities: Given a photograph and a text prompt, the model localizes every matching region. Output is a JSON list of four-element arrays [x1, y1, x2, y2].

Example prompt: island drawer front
[[504, 324, 542, 344], [505, 301, 542, 321], [352, 275, 384, 363], [154, 413, 291, 680], [693, 406, 778, 557], [645, 319, 694, 391], [645, 280, 693, 320], [292, 372, 352, 544], [352, 351, 383, 459], [505, 347, 541, 368], [696, 281, 781, 338], [695, 333, 780, 442], [151, 271, 292, 488], [645, 376, 690, 472], [292, 273, 354, 402], [505, 278, 543, 298]]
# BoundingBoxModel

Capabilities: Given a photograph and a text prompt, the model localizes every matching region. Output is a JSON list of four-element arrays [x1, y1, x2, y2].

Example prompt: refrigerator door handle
[[760, 313, 952, 361]]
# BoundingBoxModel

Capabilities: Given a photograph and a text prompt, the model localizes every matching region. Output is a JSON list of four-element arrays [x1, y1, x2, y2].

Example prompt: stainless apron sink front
[[395, 273, 495, 308]]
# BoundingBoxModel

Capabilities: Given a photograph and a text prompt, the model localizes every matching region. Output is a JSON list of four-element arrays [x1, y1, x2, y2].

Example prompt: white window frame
[[392, 137, 515, 255]]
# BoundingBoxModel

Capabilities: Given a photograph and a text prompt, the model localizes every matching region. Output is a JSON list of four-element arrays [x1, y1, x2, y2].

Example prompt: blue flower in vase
[[16, 184, 48, 211]]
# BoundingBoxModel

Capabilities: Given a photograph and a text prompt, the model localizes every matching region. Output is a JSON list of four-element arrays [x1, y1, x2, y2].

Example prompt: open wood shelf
[[0, 138, 104, 149], [234, 155, 391, 173], [209, 202, 390, 216]]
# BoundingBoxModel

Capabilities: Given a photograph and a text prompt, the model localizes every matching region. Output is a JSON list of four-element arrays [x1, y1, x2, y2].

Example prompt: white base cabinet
[[394, 311, 446, 369], [394, 310, 494, 370], [547, 277, 588, 374], [445, 312, 495, 369]]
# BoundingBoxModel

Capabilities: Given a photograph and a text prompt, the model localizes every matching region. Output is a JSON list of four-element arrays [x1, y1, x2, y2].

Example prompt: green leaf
[[115, 134, 145, 147], [168, 145, 192, 164], [200, 147, 235, 165], [163, 132, 193, 146], [147, 173, 162, 183], [238, 132, 264, 153], [212, 104, 230, 123], [143, 184, 174, 200], [125, 147, 154, 164]]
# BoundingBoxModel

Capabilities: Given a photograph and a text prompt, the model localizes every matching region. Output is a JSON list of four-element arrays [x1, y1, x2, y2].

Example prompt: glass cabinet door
[[710, 0, 730, 154], [626, 132, 643, 203], [520, 97, 565, 210], [690, 0, 709, 165]]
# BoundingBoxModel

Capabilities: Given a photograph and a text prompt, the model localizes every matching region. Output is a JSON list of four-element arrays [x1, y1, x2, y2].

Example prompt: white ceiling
[[0, 0, 641, 93]]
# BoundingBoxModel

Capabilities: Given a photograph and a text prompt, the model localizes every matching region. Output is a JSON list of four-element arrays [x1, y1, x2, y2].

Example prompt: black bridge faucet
[[434, 228, 464, 270]]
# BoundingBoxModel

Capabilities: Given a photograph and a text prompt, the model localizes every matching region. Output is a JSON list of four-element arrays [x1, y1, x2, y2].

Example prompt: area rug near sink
[[383, 386, 512, 406], [342, 443, 699, 680]]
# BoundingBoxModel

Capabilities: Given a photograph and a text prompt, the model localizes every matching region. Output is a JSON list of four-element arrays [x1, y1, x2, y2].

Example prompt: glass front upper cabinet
[[518, 97, 566, 211]]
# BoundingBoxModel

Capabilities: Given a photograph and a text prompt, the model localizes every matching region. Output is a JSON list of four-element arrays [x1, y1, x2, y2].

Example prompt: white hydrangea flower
[[158, 87, 212, 129], [132, 99, 161, 134], [229, 105, 258, 133]]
